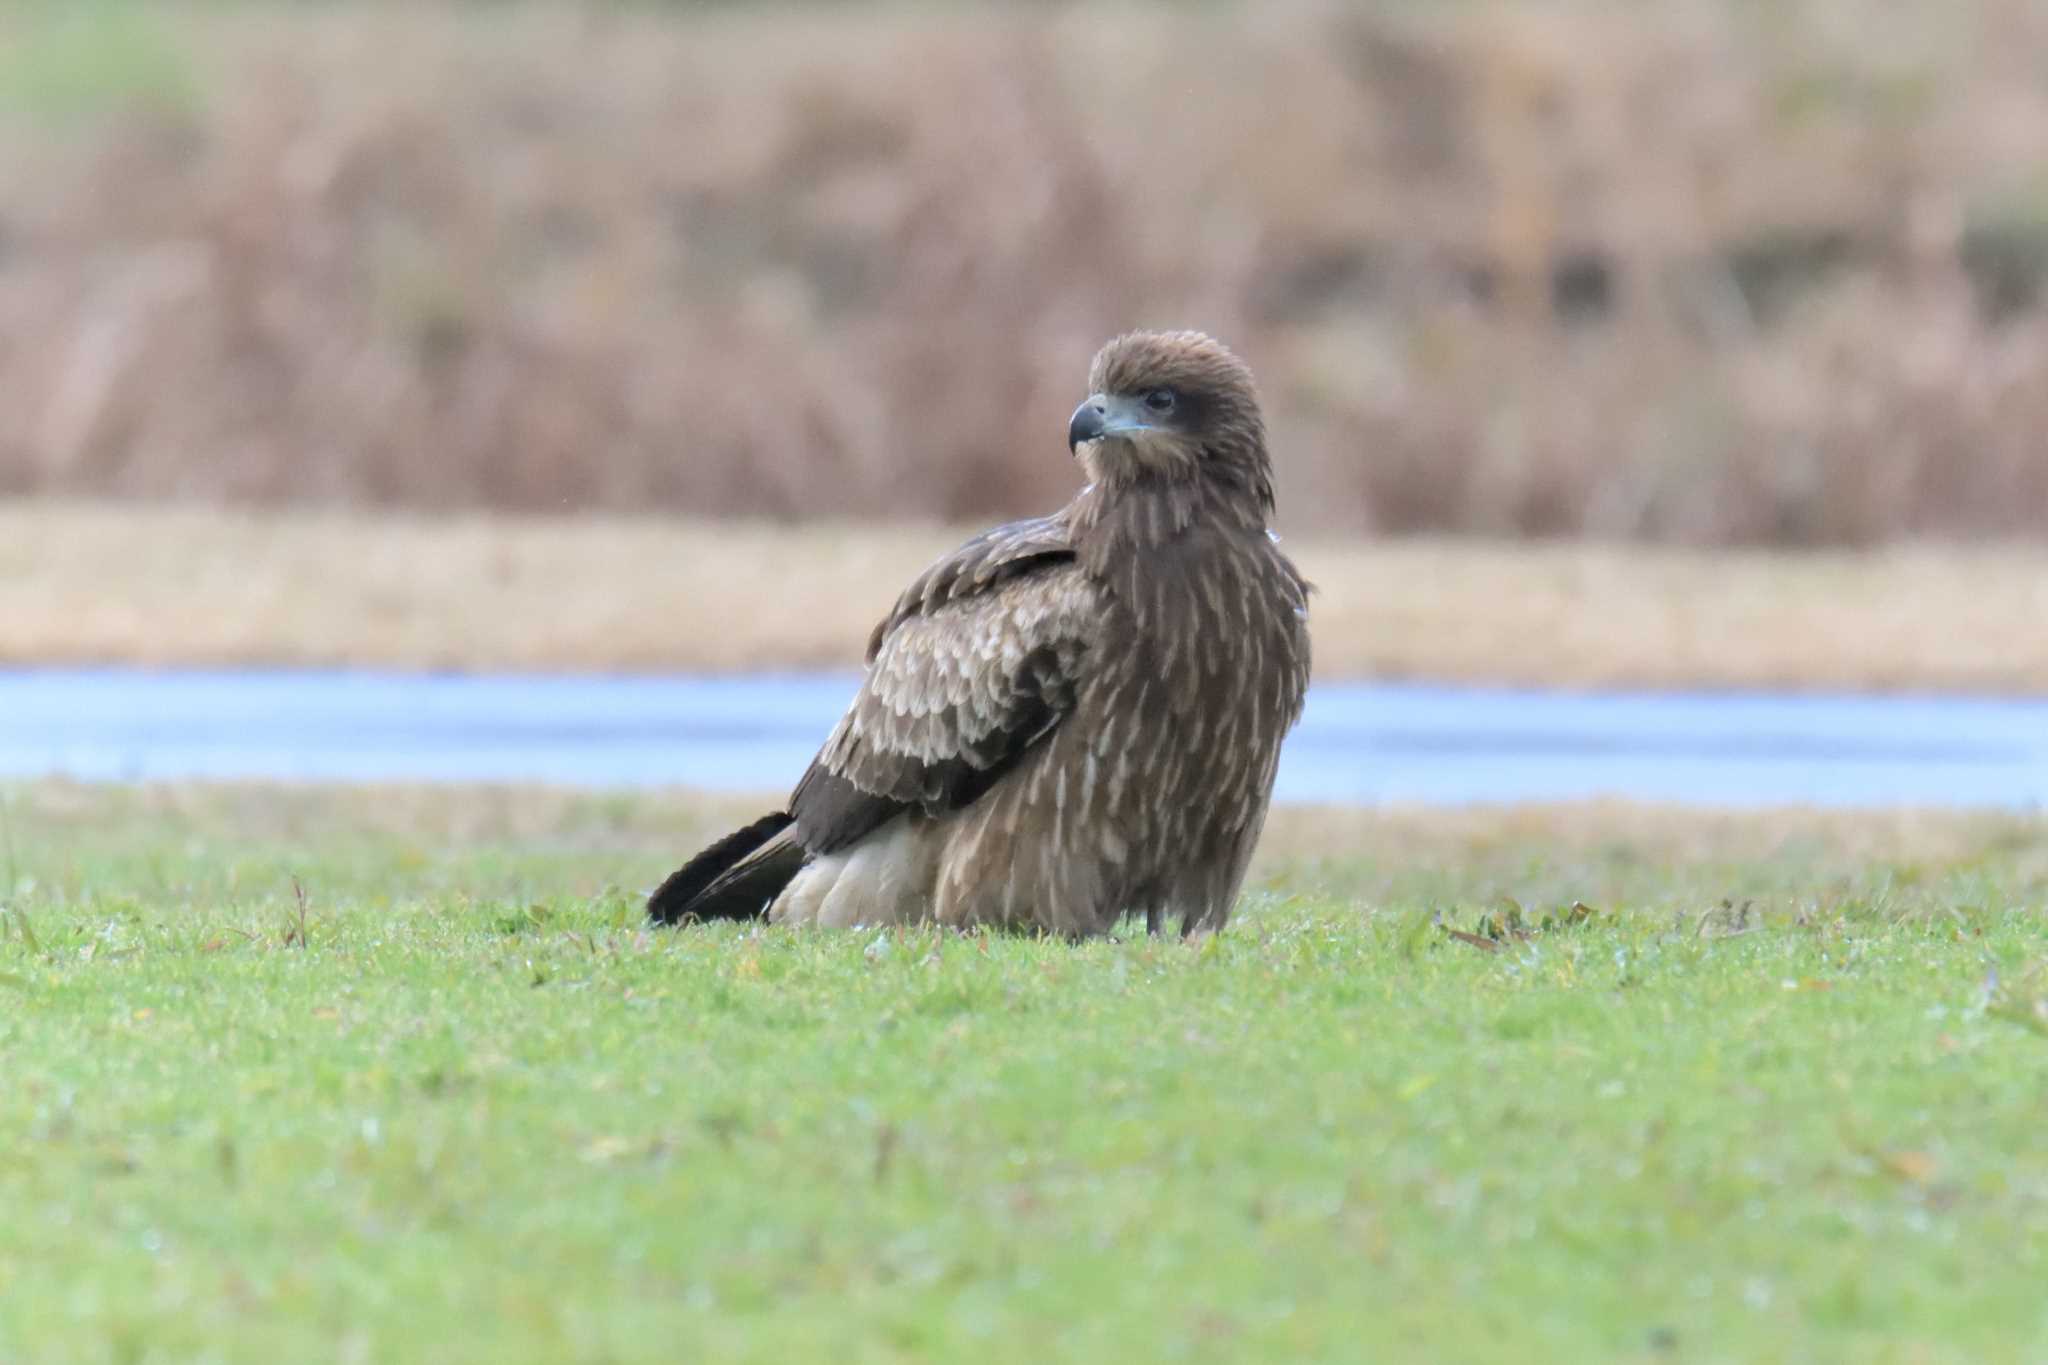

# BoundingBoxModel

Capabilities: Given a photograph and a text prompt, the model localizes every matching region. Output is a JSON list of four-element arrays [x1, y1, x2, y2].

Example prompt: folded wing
[[790, 515, 1099, 853]]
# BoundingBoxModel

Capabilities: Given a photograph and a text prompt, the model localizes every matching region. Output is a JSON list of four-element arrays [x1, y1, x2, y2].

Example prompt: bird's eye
[[1143, 388, 1177, 414]]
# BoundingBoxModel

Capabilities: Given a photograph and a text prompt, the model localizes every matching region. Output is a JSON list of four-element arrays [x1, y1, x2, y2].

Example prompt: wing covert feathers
[[790, 518, 1096, 855], [865, 515, 1074, 661]]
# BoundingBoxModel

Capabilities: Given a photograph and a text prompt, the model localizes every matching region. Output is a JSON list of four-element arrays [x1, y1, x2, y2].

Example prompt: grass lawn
[[2, 784, 2045, 1362]]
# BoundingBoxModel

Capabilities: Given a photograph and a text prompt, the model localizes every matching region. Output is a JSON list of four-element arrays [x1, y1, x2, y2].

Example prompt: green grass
[[3, 784, 2046, 1362], [0, 3, 194, 126]]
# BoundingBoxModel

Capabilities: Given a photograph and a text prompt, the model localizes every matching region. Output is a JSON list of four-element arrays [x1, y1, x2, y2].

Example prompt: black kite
[[648, 330, 1311, 936]]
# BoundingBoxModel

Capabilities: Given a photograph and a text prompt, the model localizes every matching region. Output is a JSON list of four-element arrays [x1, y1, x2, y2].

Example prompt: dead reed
[[2, 2, 2047, 543]]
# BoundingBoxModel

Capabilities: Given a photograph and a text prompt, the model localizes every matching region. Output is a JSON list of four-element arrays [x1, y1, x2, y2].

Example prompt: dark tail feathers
[[647, 811, 803, 925]]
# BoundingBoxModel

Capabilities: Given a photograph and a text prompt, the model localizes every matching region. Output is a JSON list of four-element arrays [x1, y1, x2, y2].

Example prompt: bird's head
[[1067, 330, 1273, 511]]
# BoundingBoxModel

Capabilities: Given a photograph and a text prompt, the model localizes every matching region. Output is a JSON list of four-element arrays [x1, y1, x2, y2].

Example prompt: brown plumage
[[648, 330, 1312, 936]]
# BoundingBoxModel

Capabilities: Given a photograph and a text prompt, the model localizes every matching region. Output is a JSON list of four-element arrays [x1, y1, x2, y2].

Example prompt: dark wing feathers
[[790, 517, 1097, 855], [646, 810, 798, 924]]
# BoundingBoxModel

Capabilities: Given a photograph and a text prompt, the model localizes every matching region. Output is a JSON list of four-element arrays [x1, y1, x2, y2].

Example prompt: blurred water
[[0, 668, 2042, 808]]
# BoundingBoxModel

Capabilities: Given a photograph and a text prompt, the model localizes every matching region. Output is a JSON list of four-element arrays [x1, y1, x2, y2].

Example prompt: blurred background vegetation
[[3, 0, 2047, 545]]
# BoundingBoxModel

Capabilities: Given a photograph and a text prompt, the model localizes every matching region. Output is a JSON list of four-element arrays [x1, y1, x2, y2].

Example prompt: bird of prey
[[648, 330, 1311, 937]]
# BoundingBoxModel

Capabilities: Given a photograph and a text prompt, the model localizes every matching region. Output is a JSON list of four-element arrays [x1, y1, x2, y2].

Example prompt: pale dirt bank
[[3, 502, 2042, 693]]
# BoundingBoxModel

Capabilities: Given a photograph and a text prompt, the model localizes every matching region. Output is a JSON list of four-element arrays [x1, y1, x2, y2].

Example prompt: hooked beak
[[1067, 393, 1156, 454]]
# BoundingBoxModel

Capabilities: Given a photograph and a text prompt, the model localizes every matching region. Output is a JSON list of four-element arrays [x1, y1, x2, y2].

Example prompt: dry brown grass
[[16, 777, 2036, 890], [1253, 800, 2048, 878], [2, 3, 2048, 544], [5, 501, 2044, 692]]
